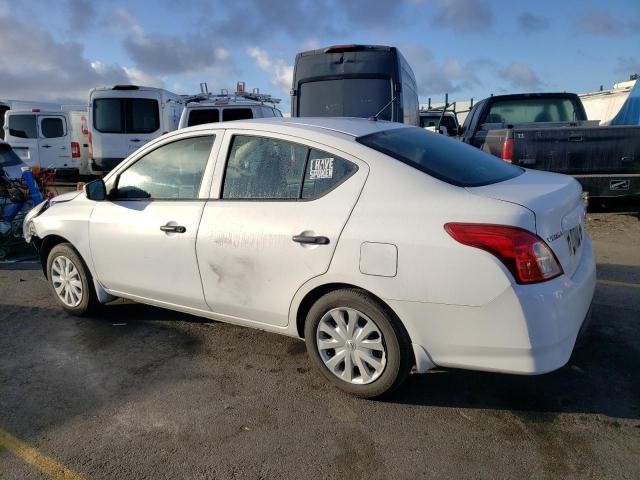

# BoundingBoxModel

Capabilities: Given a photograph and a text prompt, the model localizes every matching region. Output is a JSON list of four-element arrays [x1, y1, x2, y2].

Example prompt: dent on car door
[[89, 133, 221, 308], [196, 132, 368, 327]]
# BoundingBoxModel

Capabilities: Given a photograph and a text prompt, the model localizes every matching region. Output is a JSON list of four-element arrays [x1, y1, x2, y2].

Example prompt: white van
[[3, 109, 79, 175], [1, 100, 61, 140], [178, 86, 282, 129], [88, 85, 183, 172]]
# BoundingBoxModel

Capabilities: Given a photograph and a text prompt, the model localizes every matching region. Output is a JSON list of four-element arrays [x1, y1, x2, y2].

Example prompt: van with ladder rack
[[178, 82, 283, 129]]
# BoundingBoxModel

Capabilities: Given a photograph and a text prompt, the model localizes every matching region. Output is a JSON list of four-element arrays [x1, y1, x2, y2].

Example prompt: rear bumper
[[91, 158, 124, 172], [389, 236, 597, 374], [574, 174, 640, 198]]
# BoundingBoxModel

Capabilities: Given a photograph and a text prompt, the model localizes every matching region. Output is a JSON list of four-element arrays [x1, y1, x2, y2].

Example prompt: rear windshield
[[357, 127, 523, 187], [299, 78, 392, 120], [93, 98, 159, 134], [188, 108, 220, 127], [222, 108, 253, 122], [486, 98, 583, 124], [0, 143, 22, 167], [8, 114, 37, 139]]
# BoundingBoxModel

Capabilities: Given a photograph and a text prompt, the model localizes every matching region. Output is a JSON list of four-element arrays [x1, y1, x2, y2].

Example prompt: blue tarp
[[611, 80, 640, 125]]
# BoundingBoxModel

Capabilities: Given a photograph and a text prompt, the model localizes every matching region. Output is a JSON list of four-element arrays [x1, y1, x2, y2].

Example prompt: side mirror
[[85, 179, 107, 201]]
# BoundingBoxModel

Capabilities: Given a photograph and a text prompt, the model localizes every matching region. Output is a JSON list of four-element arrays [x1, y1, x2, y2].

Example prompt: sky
[[1, 0, 639, 113]]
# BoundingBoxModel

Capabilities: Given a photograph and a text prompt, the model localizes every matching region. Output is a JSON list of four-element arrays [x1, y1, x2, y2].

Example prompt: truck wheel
[[47, 243, 100, 316], [304, 288, 412, 398]]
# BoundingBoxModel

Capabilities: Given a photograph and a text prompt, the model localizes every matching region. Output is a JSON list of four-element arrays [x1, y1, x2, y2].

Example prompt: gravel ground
[[0, 211, 639, 479]]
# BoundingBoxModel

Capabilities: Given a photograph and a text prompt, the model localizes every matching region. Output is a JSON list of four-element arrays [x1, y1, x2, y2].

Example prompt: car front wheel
[[47, 243, 99, 316], [304, 288, 412, 398]]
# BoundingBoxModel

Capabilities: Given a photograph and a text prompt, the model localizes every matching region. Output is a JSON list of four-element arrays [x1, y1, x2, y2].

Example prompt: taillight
[[501, 138, 513, 163], [444, 223, 563, 284], [71, 142, 80, 158]]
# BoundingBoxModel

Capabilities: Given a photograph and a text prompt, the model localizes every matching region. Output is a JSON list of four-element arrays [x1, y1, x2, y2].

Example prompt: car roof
[[181, 117, 409, 138]]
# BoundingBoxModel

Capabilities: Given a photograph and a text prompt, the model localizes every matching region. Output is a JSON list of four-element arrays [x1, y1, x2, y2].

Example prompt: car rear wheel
[[304, 288, 412, 398], [47, 243, 99, 316]]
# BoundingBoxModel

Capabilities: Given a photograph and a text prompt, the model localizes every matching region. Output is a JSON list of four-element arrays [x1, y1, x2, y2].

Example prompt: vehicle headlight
[[23, 200, 49, 243]]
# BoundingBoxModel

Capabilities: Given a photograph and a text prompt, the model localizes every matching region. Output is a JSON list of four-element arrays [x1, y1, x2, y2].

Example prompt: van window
[[8, 115, 37, 139], [129, 99, 160, 133], [357, 127, 523, 187], [261, 107, 274, 118], [222, 135, 307, 199], [298, 78, 392, 119], [222, 108, 254, 122], [40, 117, 65, 138], [188, 109, 219, 127], [93, 98, 159, 134], [115, 135, 215, 199]]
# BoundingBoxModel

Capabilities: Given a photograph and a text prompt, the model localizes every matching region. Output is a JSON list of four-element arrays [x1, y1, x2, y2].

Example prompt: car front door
[[89, 132, 221, 309], [196, 131, 368, 327], [38, 115, 72, 170]]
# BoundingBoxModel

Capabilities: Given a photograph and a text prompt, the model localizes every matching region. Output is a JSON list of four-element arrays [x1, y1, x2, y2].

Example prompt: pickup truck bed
[[461, 93, 640, 198]]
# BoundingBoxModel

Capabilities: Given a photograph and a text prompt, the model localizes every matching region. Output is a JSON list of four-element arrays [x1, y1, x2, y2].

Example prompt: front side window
[[222, 108, 254, 122], [93, 98, 159, 134], [188, 108, 219, 127], [8, 115, 37, 139], [357, 127, 522, 187], [223, 136, 306, 199], [40, 117, 65, 138], [115, 135, 214, 199]]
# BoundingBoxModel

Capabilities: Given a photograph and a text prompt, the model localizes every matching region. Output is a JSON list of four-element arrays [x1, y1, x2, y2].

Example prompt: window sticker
[[309, 157, 334, 179]]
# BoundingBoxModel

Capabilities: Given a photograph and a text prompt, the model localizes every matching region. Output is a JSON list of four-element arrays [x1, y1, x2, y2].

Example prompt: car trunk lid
[[466, 169, 586, 278]]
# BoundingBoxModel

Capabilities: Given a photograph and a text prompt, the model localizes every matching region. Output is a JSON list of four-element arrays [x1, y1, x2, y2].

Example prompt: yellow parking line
[[597, 279, 640, 289], [0, 428, 84, 480]]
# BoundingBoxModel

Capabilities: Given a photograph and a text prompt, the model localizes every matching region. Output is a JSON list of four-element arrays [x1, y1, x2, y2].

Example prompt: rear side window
[[223, 136, 307, 199], [40, 117, 65, 138], [8, 115, 37, 139], [188, 109, 219, 127], [302, 149, 357, 199], [222, 108, 254, 122], [93, 98, 159, 134], [357, 127, 522, 187], [222, 135, 358, 200], [486, 98, 582, 124]]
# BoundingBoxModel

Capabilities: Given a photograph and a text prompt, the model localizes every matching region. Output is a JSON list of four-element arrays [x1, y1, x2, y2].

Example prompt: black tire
[[46, 243, 100, 316], [304, 288, 412, 398]]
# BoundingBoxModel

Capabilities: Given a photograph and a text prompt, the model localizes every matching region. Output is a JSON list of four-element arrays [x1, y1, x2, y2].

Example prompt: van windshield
[[93, 98, 160, 134], [357, 127, 523, 187], [298, 78, 392, 120]]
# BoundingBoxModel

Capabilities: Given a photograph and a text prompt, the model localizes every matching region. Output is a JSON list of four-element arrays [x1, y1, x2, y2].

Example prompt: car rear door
[[196, 130, 368, 327], [38, 114, 73, 170]]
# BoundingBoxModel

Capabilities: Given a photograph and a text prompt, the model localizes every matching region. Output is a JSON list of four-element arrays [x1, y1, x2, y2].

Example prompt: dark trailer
[[291, 45, 419, 125]]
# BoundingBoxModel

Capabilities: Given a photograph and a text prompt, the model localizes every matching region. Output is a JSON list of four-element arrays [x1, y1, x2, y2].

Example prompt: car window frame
[[212, 130, 362, 203], [105, 131, 222, 202]]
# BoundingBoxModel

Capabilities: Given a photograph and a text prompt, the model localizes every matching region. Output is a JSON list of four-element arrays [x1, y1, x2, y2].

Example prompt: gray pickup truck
[[460, 92, 640, 198]]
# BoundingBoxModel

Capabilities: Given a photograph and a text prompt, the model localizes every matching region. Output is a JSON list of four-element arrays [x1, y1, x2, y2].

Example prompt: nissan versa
[[23, 117, 596, 398]]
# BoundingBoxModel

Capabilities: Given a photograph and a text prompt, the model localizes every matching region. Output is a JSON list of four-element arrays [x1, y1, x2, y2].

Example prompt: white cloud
[[247, 47, 293, 94], [499, 63, 543, 89]]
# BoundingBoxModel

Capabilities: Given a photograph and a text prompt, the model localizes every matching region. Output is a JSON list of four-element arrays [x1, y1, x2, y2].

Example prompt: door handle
[[160, 224, 186, 233], [130, 138, 141, 143], [41, 145, 51, 148], [292, 234, 330, 245], [568, 135, 583, 142]]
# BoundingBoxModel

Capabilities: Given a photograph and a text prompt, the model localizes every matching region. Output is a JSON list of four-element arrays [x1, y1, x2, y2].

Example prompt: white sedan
[[23, 118, 596, 398]]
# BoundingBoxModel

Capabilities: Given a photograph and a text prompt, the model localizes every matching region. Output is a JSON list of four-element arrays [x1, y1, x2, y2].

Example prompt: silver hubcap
[[51, 255, 83, 307], [316, 307, 387, 385]]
